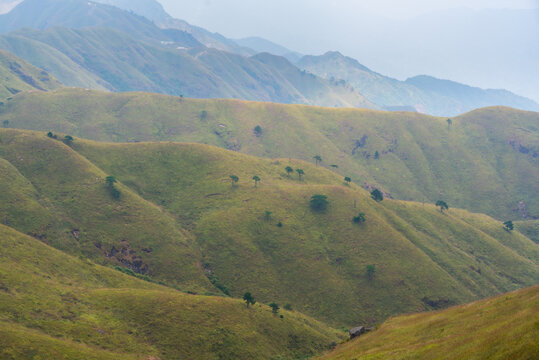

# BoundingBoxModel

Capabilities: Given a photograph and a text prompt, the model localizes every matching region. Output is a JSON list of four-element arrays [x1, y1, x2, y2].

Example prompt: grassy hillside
[[0, 224, 343, 359], [1, 89, 537, 221], [0, 49, 61, 98], [320, 285, 539, 360], [1, 128, 536, 328]]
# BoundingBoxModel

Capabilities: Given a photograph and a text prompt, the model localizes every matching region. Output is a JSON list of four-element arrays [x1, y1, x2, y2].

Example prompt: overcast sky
[[156, 0, 539, 101]]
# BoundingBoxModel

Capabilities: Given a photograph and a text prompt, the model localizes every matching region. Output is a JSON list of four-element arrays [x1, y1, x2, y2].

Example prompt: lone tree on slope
[[371, 189, 384, 202], [344, 176, 352, 185], [503, 220, 514, 232], [243, 292, 256, 307], [285, 166, 294, 177], [296, 168, 304, 181], [436, 200, 449, 213], [269, 302, 280, 314], [310, 194, 329, 212], [252, 175, 261, 188], [230, 175, 239, 186], [313, 155, 322, 166]]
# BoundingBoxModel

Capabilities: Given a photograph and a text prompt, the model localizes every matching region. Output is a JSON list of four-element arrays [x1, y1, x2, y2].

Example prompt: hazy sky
[[156, 0, 539, 101]]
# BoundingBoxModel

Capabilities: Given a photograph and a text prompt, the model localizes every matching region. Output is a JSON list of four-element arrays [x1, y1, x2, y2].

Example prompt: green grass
[[0, 49, 61, 98], [319, 285, 539, 360], [0, 224, 343, 359], [0, 128, 537, 329], [0, 89, 537, 221], [516, 220, 539, 244]]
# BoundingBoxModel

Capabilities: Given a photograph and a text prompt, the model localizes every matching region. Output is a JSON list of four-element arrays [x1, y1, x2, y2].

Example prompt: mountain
[[93, 0, 170, 22], [0, 49, 61, 98], [321, 285, 539, 360], [0, 27, 375, 107], [406, 75, 539, 115], [297, 51, 539, 116], [0, 126, 537, 328], [1, 89, 538, 221], [235, 36, 303, 62], [0, 224, 342, 359]]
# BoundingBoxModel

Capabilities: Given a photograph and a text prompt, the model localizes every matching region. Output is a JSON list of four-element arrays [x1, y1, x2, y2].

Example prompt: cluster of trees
[[47, 131, 74, 146]]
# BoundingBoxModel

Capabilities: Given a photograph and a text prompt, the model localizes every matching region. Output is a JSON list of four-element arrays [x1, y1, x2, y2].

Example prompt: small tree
[[200, 110, 208, 121], [503, 220, 514, 232], [371, 189, 383, 202], [353, 213, 366, 224], [243, 292, 256, 307], [296, 168, 304, 181], [47, 131, 57, 139], [264, 210, 272, 221], [285, 166, 294, 177], [436, 200, 449, 213], [313, 155, 322, 166], [269, 302, 280, 314], [374, 151, 380, 159], [105, 176, 120, 199], [252, 175, 261, 187], [253, 125, 263, 137], [63, 135, 74, 146], [2, 120, 9, 128], [366, 264, 376, 279], [330, 164, 339, 169], [447, 118, 452, 129], [230, 175, 239, 186], [310, 194, 329, 212], [344, 176, 352, 185]]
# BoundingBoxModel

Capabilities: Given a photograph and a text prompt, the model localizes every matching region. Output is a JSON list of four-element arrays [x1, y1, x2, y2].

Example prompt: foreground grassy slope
[[1, 129, 537, 327], [320, 285, 539, 360], [74, 136, 539, 326], [0, 49, 61, 98], [0, 89, 536, 220], [0, 129, 210, 292], [0, 224, 343, 359]]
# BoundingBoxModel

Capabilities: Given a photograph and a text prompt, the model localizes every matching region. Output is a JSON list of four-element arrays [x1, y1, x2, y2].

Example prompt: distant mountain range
[[298, 51, 539, 116], [0, 0, 537, 116]]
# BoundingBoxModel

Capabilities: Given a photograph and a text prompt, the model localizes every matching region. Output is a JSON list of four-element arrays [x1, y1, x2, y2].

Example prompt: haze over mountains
[[0, 1, 538, 359], [0, 0, 537, 116]]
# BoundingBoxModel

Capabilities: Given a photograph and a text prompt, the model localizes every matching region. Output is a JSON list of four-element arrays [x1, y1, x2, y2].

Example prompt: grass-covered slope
[[0, 224, 342, 359], [0, 128, 537, 327], [1, 89, 537, 220], [320, 285, 539, 360], [0, 49, 61, 98]]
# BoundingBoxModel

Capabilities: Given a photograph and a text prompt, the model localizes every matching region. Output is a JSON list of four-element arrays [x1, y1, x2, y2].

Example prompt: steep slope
[[0, 49, 61, 98], [1, 89, 537, 220], [0, 0, 201, 48], [320, 285, 539, 360], [298, 51, 539, 116], [0, 224, 343, 359], [0, 27, 376, 108], [0, 129, 210, 291], [0, 33, 109, 90]]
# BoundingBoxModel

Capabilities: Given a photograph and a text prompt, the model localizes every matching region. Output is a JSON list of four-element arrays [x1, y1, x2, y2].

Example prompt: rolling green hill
[[0, 224, 343, 359], [1, 89, 537, 221], [0, 128, 537, 328], [0, 49, 61, 98], [298, 51, 539, 116], [320, 285, 539, 360]]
